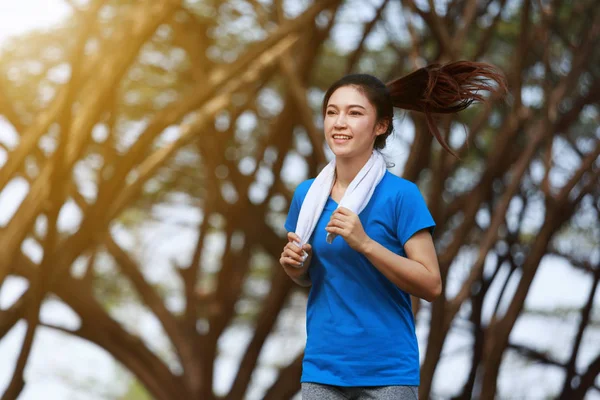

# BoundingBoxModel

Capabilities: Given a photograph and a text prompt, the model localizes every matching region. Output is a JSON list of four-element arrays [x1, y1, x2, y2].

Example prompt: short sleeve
[[396, 183, 436, 246], [284, 189, 301, 232], [284, 179, 313, 233]]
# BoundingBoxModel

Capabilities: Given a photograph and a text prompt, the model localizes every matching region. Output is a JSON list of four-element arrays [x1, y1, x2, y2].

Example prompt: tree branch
[[0, 77, 25, 133], [279, 55, 327, 166], [11, 257, 190, 400], [0, 0, 181, 287], [103, 235, 195, 376], [345, 0, 391, 74], [560, 261, 600, 397], [227, 267, 294, 399], [262, 352, 304, 400]]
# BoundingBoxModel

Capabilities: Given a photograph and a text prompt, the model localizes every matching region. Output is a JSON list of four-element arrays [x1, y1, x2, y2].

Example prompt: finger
[[284, 253, 302, 265], [329, 214, 347, 223], [282, 256, 303, 267], [327, 219, 347, 229], [284, 248, 303, 262], [336, 207, 353, 215], [302, 243, 312, 252], [285, 242, 303, 254], [287, 232, 301, 243], [285, 247, 303, 259], [325, 226, 344, 235], [283, 255, 303, 264], [331, 210, 351, 221]]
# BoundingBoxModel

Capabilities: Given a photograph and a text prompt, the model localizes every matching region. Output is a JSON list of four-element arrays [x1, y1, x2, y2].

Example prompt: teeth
[[333, 135, 351, 140]]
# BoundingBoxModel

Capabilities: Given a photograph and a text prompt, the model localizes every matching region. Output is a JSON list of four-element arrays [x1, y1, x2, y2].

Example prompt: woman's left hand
[[325, 207, 371, 252]]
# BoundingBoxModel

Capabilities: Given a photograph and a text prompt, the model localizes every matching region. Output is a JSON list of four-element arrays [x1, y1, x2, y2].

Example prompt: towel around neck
[[293, 151, 387, 253]]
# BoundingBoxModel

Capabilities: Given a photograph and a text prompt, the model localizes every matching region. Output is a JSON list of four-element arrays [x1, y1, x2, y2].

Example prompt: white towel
[[293, 151, 387, 259]]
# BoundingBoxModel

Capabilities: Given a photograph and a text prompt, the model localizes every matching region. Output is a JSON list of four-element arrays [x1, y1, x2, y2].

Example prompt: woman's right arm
[[280, 232, 312, 287]]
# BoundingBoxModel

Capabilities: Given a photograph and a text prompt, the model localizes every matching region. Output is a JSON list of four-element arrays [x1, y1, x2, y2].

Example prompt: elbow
[[296, 279, 312, 288], [424, 278, 442, 302], [293, 275, 312, 288]]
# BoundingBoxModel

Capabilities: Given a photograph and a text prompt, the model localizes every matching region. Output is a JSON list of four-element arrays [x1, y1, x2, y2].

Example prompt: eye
[[326, 110, 336, 115], [350, 111, 362, 116]]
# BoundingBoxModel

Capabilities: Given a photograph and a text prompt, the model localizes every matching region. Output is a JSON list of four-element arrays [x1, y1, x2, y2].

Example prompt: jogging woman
[[280, 62, 506, 399]]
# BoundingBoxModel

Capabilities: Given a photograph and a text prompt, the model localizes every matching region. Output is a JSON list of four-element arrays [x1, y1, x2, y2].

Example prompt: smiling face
[[324, 85, 387, 160]]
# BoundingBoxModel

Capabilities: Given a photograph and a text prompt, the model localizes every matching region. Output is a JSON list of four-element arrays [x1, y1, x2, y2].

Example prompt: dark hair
[[322, 61, 508, 156]]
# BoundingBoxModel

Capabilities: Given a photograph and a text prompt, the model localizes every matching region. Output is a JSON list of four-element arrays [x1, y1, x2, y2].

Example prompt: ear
[[375, 119, 390, 136]]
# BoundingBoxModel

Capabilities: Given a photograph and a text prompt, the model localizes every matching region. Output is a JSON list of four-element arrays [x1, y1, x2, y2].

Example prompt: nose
[[334, 113, 347, 129]]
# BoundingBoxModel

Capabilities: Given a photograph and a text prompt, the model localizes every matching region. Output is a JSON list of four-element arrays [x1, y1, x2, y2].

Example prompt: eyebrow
[[326, 104, 367, 110]]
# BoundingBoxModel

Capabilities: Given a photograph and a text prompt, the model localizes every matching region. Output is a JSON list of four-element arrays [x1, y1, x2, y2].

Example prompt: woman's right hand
[[279, 232, 312, 287]]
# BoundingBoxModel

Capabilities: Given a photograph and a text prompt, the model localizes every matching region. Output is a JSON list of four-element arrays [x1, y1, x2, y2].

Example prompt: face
[[324, 85, 387, 159]]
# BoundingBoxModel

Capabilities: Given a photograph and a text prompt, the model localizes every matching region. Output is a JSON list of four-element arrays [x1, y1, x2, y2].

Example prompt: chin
[[330, 148, 352, 158], [330, 144, 370, 160]]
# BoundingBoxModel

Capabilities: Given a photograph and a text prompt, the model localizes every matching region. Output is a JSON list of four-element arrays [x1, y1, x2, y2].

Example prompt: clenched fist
[[325, 207, 371, 252], [280, 232, 312, 287]]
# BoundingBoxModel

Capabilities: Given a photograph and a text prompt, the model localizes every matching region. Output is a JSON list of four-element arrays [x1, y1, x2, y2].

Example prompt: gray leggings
[[301, 382, 419, 400]]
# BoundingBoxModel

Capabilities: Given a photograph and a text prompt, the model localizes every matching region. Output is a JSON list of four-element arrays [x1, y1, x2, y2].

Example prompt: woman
[[280, 62, 506, 399]]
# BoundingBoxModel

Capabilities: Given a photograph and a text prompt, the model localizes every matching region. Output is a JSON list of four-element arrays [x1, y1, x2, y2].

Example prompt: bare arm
[[326, 207, 441, 301], [361, 229, 441, 302]]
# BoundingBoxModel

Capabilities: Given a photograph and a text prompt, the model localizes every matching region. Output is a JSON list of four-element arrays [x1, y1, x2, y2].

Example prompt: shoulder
[[297, 178, 315, 192], [291, 178, 316, 203], [379, 171, 423, 198], [375, 172, 430, 214]]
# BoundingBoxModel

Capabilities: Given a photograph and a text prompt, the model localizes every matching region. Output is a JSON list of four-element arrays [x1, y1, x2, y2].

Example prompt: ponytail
[[386, 61, 507, 157]]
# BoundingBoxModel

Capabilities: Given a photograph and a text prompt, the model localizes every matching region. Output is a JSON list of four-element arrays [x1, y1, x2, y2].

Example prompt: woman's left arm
[[361, 230, 442, 302], [326, 207, 442, 302]]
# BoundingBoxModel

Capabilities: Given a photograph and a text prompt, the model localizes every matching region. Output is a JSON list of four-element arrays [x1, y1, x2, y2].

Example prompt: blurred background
[[0, 0, 598, 399]]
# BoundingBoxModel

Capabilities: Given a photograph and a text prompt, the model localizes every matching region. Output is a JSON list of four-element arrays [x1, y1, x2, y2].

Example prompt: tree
[[0, 0, 598, 399]]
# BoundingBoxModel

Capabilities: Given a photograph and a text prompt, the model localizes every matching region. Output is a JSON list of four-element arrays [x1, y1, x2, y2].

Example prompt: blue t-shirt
[[284, 171, 435, 387]]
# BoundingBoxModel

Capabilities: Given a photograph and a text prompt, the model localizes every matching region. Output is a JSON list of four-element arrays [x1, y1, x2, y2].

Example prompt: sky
[[0, 1, 70, 42], [0, 1, 599, 399]]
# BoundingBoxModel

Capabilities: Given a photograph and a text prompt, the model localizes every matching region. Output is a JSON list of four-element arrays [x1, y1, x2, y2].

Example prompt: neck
[[334, 150, 374, 188]]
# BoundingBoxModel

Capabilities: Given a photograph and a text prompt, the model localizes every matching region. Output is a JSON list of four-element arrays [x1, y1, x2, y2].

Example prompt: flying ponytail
[[386, 61, 508, 156]]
